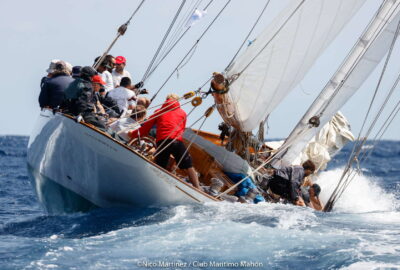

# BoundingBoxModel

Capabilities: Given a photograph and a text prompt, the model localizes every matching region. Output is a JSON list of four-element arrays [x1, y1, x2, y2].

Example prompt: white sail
[[273, 0, 400, 166], [220, 0, 365, 132]]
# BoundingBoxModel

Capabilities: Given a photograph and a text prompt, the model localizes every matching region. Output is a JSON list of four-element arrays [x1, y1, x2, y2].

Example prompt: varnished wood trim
[[59, 113, 219, 202]]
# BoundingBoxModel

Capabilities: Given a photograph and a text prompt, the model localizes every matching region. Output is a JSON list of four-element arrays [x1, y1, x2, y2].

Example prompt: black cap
[[80, 66, 97, 78], [72, 66, 82, 77]]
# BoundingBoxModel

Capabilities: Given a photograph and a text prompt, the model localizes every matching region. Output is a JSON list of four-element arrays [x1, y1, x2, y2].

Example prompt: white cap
[[46, 59, 60, 73], [65, 62, 73, 75]]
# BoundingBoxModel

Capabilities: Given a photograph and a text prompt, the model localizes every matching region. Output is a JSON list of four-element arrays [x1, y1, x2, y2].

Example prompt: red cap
[[92, 75, 106, 85], [115, 56, 126, 64]]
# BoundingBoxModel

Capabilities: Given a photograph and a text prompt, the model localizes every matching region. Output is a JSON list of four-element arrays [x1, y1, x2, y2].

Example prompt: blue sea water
[[0, 136, 399, 270]]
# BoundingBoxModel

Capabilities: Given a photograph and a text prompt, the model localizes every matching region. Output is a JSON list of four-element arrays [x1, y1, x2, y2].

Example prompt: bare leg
[[186, 167, 200, 189]]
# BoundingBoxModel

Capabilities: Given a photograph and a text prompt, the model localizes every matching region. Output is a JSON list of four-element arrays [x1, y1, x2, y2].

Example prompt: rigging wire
[[318, 0, 400, 116], [324, 65, 400, 212], [141, 0, 187, 82], [126, 0, 147, 25], [216, 127, 310, 199], [231, 0, 306, 79], [145, 0, 214, 81], [333, 11, 400, 171], [224, 0, 271, 71], [314, 4, 400, 211], [359, 98, 400, 163], [347, 17, 400, 166], [172, 107, 213, 172], [271, 1, 400, 162], [153, 106, 206, 159], [93, 0, 146, 70], [176, 43, 199, 77], [152, 106, 198, 158], [149, 0, 232, 103], [156, 0, 203, 63]]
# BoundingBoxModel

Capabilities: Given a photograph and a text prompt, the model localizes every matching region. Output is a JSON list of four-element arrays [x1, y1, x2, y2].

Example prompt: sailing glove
[[134, 81, 144, 89]]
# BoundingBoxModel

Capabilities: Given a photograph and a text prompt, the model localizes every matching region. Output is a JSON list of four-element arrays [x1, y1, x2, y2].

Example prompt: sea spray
[[316, 168, 398, 213]]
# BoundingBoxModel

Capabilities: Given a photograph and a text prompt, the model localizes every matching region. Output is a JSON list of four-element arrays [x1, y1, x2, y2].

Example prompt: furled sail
[[216, 0, 366, 132], [273, 0, 400, 166]]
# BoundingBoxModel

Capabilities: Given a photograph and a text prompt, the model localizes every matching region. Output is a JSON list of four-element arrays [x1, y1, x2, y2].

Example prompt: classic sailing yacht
[[27, 0, 400, 213]]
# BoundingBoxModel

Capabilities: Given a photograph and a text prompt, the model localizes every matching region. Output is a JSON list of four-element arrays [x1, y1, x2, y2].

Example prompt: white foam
[[316, 168, 398, 213], [61, 246, 73, 251], [342, 261, 400, 270]]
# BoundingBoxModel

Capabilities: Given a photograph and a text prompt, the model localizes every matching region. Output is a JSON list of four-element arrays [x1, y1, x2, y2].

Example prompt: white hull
[[27, 110, 217, 213]]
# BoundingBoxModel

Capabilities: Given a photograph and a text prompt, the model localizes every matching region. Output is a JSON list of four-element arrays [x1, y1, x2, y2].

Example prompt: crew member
[[39, 61, 74, 109], [301, 183, 324, 211], [261, 160, 316, 206], [129, 93, 200, 189], [63, 66, 106, 129]]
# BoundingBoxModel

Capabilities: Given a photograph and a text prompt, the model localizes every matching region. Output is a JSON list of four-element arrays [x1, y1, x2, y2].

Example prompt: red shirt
[[129, 99, 187, 142]]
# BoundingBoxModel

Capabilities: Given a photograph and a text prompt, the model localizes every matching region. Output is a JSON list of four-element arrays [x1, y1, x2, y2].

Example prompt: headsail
[[216, 0, 366, 132], [273, 0, 400, 166]]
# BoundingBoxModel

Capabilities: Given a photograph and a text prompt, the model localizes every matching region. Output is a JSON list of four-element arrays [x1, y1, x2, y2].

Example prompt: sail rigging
[[273, 0, 400, 167], [215, 0, 365, 132]]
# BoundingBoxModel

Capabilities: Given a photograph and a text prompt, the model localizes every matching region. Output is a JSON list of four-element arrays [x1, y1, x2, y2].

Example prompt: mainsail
[[273, 0, 400, 166], [217, 0, 365, 132]]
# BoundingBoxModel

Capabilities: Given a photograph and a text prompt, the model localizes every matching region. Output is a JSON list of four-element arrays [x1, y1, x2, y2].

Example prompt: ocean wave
[[0, 149, 27, 157]]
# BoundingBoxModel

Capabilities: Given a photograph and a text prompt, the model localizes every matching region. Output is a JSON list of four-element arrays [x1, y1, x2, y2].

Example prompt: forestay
[[273, 0, 400, 166], [221, 0, 365, 132]]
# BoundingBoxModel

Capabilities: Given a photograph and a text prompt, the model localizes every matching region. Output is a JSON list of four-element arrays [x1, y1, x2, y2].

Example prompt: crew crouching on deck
[[129, 93, 200, 189], [261, 160, 316, 206]]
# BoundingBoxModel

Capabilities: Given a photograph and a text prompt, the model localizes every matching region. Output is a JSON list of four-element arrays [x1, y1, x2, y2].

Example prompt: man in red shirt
[[129, 94, 200, 189]]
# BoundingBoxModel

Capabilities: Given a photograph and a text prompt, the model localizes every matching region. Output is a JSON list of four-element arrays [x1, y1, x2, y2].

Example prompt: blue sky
[[0, 0, 399, 140]]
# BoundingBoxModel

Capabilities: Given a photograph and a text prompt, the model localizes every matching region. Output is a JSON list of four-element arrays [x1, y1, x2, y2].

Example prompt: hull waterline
[[27, 110, 217, 213]]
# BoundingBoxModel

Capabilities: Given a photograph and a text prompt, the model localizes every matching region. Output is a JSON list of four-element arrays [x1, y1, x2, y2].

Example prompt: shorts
[[155, 139, 193, 170]]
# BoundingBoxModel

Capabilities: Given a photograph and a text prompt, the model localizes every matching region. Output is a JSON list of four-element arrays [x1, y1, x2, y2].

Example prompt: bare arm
[[310, 196, 323, 211], [96, 101, 106, 115], [294, 196, 306, 207]]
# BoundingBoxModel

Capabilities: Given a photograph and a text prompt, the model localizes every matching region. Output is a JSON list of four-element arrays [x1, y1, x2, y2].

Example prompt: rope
[[172, 106, 214, 172], [150, 0, 232, 103], [126, 0, 146, 25], [153, 0, 204, 68], [137, 99, 192, 126], [225, 0, 271, 71], [324, 64, 400, 212], [152, 106, 198, 158], [151, 101, 209, 159], [141, 0, 186, 82], [216, 128, 310, 199], [176, 43, 199, 78], [152, 109, 207, 161], [355, 16, 400, 163], [147, 0, 214, 81]]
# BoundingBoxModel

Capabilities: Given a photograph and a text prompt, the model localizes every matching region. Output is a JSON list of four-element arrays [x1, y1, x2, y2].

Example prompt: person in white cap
[[65, 62, 73, 76], [40, 59, 60, 89], [39, 61, 74, 109]]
